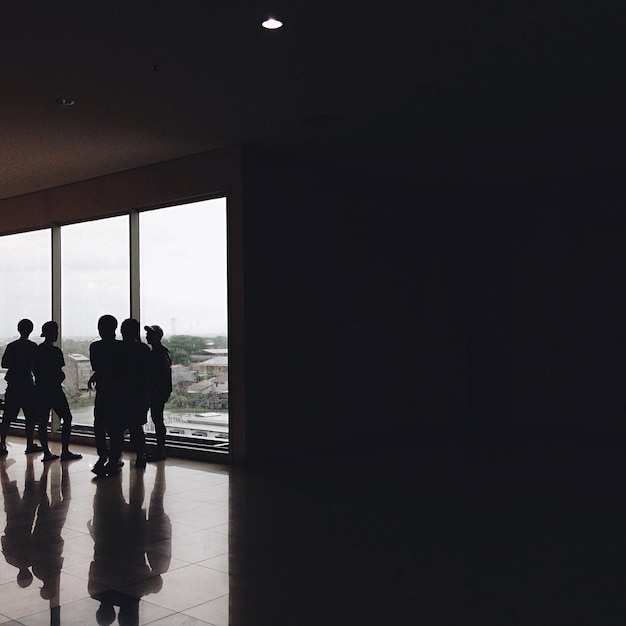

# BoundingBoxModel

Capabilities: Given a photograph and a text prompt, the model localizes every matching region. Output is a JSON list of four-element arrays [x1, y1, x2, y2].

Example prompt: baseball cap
[[144, 324, 164, 340]]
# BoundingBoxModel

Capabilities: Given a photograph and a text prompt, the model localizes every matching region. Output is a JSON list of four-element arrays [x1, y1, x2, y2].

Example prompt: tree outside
[[61, 334, 228, 412], [163, 335, 211, 366]]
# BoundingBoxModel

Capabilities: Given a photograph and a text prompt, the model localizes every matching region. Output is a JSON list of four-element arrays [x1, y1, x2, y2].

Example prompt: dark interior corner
[[238, 140, 626, 464]]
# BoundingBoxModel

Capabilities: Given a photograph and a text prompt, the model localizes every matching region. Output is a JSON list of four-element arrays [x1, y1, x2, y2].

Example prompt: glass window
[[60, 217, 130, 427], [0, 230, 51, 407], [0, 198, 229, 457], [140, 198, 228, 450]]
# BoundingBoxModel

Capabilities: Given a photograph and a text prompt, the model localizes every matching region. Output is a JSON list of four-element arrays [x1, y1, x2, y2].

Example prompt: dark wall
[[6, 142, 622, 462], [240, 150, 626, 462], [469, 176, 626, 435], [241, 148, 470, 460]]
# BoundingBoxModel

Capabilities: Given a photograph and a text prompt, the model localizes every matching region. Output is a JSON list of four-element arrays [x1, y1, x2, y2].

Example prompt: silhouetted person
[[0, 319, 44, 456], [33, 321, 82, 462], [1, 455, 37, 589], [144, 325, 172, 461], [120, 319, 150, 469], [31, 461, 71, 626], [88, 315, 125, 476]]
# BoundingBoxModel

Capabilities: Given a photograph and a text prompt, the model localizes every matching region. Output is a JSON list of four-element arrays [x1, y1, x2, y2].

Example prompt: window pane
[[61, 217, 130, 427], [0, 230, 51, 404], [140, 198, 228, 451]]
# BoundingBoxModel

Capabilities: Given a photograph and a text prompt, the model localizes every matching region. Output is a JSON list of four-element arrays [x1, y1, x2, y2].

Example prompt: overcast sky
[[0, 198, 227, 341]]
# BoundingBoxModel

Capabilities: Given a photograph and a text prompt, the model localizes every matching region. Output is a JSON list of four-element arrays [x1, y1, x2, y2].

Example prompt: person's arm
[[56, 348, 66, 383], [88, 343, 98, 388], [1, 344, 12, 370], [31, 349, 41, 382], [157, 346, 173, 397]]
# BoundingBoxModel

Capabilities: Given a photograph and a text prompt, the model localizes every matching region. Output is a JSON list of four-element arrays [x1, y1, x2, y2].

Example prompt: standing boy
[[144, 325, 172, 461], [33, 321, 82, 462], [120, 319, 151, 468], [0, 319, 44, 456], [88, 315, 124, 475]]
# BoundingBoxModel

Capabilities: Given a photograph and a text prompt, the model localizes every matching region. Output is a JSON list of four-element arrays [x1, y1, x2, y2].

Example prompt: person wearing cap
[[0, 319, 44, 456], [32, 321, 82, 462], [144, 325, 172, 461]]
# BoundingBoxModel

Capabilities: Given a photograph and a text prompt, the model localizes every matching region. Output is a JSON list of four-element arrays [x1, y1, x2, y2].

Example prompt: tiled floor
[[0, 437, 230, 625], [3, 432, 626, 624]]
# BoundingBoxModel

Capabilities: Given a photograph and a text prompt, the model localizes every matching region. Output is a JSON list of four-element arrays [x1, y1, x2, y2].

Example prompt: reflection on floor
[[2, 433, 625, 624], [0, 437, 229, 625]]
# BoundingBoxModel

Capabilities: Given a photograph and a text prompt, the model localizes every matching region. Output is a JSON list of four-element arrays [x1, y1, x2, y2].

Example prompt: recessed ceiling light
[[262, 17, 283, 29], [55, 97, 75, 106]]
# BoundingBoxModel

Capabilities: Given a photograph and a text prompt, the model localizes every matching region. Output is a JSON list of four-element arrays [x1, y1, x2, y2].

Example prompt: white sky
[[0, 198, 227, 340]]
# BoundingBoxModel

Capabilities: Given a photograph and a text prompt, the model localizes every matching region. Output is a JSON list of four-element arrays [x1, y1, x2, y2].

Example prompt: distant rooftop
[[200, 356, 228, 366]]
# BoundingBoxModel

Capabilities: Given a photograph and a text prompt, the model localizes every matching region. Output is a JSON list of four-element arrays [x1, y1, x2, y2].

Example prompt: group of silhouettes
[[0, 315, 172, 476]]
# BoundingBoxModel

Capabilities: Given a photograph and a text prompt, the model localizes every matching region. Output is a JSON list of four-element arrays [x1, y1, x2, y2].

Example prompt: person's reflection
[[1, 456, 72, 626], [1, 455, 38, 589], [146, 463, 171, 577], [31, 461, 71, 625], [88, 464, 172, 625], [88, 470, 126, 625]]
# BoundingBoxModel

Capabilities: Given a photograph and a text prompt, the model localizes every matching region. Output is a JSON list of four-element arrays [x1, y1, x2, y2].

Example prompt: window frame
[[2, 194, 230, 462]]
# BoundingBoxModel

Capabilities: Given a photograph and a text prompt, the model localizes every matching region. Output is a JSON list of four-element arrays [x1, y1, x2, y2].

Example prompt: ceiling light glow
[[262, 17, 283, 29]]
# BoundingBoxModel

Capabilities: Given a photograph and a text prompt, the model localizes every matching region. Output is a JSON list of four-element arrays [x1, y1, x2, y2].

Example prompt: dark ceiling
[[1, 0, 624, 200]]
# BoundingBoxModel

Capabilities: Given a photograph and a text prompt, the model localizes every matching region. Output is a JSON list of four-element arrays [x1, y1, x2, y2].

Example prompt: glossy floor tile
[[0, 437, 229, 625], [3, 433, 626, 624]]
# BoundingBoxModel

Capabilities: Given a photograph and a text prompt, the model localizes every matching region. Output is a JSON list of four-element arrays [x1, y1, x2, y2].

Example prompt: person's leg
[[91, 395, 110, 472], [52, 390, 81, 460], [146, 401, 167, 461], [24, 415, 38, 450], [96, 391, 126, 476], [22, 389, 43, 452], [153, 402, 166, 452], [0, 387, 20, 454], [37, 396, 57, 461], [102, 421, 124, 475], [125, 400, 148, 468], [92, 415, 108, 471], [93, 404, 108, 459], [129, 421, 145, 467]]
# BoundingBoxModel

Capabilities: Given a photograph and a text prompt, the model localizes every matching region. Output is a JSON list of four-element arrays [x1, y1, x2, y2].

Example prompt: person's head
[[144, 324, 164, 346], [97, 314, 118, 340], [40, 320, 58, 342], [17, 318, 34, 338], [17, 568, 33, 587], [120, 318, 140, 342]]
